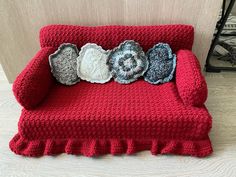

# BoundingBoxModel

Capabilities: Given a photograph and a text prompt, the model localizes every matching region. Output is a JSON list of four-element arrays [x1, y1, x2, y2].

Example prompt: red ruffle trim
[[9, 134, 213, 157]]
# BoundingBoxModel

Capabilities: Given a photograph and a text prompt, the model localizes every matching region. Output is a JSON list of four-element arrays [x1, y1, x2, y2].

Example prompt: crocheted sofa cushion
[[10, 80, 212, 157], [10, 24, 212, 157]]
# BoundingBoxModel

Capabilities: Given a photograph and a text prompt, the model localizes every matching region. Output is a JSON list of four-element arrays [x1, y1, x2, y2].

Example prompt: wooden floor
[[0, 65, 236, 177]]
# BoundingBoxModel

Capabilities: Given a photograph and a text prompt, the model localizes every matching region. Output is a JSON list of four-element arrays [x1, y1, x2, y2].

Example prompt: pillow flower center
[[122, 56, 137, 71]]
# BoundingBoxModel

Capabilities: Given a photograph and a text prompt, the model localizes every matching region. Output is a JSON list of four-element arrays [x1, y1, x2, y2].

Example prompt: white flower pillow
[[77, 43, 112, 83]]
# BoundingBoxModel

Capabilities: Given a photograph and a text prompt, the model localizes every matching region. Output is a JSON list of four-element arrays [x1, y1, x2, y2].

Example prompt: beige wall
[[0, 0, 222, 83]]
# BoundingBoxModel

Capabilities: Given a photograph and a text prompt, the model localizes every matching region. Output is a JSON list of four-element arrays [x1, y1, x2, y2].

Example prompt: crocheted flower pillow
[[107, 40, 149, 84], [77, 43, 112, 83], [49, 43, 80, 85], [144, 43, 176, 84]]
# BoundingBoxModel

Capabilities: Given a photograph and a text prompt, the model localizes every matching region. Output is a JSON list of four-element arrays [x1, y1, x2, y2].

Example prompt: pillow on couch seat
[[107, 40, 148, 84], [49, 43, 80, 85], [144, 43, 176, 84], [77, 43, 112, 83]]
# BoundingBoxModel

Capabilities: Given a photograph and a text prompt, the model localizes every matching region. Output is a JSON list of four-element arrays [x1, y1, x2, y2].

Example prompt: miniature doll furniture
[[9, 24, 213, 157]]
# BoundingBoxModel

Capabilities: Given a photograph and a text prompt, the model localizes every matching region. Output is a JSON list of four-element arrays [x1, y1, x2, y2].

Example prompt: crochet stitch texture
[[10, 24, 213, 157]]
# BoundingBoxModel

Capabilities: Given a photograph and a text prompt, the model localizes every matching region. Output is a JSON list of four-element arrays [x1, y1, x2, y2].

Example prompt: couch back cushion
[[40, 24, 194, 52]]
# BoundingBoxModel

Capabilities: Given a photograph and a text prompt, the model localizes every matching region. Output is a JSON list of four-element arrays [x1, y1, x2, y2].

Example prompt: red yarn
[[10, 134, 212, 157], [10, 24, 213, 157], [39, 24, 194, 52], [176, 50, 208, 106], [12, 47, 56, 109]]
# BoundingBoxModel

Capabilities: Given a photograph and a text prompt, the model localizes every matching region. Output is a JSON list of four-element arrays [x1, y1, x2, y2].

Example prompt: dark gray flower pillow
[[49, 43, 80, 85], [107, 40, 148, 84], [144, 43, 176, 84]]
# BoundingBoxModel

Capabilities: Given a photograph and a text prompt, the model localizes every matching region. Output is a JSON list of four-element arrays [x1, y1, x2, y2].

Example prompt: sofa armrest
[[175, 50, 207, 107], [13, 47, 56, 109]]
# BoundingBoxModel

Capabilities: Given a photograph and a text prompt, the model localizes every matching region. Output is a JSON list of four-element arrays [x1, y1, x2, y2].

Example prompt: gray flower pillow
[[144, 43, 176, 84], [107, 40, 148, 84], [77, 43, 112, 83], [49, 43, 80, 85]]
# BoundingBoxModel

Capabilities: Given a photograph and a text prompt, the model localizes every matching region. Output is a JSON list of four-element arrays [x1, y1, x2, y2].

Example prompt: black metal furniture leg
[[205, 0, 236, 72]]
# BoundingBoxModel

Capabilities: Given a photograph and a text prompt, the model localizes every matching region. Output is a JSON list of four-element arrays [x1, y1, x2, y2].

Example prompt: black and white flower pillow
[[107, 40, 149, 84]]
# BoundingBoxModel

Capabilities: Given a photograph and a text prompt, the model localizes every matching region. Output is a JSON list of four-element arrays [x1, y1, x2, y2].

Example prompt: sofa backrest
[[40, 24, 194, 52]]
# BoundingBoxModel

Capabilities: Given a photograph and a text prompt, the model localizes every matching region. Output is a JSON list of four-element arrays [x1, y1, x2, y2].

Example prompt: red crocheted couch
[[10, 24, 213, 157]]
